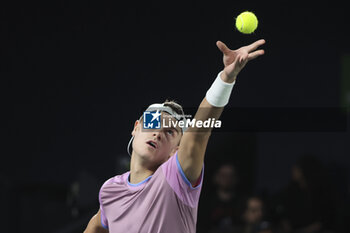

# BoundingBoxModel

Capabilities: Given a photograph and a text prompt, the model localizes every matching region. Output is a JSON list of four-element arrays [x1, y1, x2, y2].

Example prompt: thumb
[[216, 41, 230, 55]]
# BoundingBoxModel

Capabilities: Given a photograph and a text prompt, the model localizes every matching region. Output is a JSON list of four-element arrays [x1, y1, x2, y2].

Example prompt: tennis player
[[83, 39, 265, 233]]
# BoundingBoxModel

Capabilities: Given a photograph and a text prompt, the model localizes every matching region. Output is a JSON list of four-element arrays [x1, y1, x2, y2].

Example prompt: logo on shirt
[[143, 110, 161, 129]]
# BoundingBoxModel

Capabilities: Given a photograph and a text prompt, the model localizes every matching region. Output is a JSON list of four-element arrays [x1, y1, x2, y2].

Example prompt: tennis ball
[[235, 11, 258, 34]]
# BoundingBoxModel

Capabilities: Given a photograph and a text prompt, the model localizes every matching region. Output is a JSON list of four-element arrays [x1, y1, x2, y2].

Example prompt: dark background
[[2, 0, 350, 233]]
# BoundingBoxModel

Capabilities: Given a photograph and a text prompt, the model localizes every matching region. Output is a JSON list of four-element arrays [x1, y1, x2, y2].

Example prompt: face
[[291, 165, 304, 183], [131, 112, 182, 168], [243, 198, 263, 224], [214, 164, 237, 190]]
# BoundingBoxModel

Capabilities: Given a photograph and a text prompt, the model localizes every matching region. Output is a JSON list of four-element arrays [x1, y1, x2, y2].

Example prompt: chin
[[136, 149, 158, 159]]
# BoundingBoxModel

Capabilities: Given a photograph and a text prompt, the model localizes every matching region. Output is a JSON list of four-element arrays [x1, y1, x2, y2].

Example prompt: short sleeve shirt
[[99, 151, 204, 233]]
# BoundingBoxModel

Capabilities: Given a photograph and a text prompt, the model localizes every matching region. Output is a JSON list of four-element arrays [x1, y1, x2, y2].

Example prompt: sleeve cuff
[[175, 153, 204, 190]]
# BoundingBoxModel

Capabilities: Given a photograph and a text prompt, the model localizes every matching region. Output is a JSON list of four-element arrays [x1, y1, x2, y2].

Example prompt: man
[[83, 39, 265, 233], [198, 163, 242, 233]]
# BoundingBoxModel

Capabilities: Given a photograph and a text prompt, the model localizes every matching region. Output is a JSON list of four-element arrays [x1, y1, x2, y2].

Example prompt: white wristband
[[206, 71, 235, 107]]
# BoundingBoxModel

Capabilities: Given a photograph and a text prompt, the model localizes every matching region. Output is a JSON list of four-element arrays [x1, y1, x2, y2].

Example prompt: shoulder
[[160, 151, 204, 208], [100, 171, 129, 189], [162, 151, 204, 189]]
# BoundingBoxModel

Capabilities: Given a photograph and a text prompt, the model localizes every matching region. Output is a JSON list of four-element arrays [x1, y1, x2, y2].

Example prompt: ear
[[131, 120, 140, 136]]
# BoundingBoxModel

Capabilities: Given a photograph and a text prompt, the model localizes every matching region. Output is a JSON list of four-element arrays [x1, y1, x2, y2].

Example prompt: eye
[[166, 129, 174, 136]]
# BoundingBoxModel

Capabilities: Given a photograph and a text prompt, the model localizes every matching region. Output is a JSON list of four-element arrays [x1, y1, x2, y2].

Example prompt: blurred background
[[2, 0, 350, 233]]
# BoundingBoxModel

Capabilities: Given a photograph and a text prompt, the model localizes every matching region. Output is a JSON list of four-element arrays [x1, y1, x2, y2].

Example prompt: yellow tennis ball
[[235, 11, 258, 34]]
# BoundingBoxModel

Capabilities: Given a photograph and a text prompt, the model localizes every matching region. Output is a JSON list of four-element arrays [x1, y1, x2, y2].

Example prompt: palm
[[222, 49, 246, 75], [217, 39, 265, 81]]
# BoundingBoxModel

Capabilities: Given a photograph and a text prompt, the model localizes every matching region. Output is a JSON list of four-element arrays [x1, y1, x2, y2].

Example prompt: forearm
[[179, 73, 230, 152], [188, 98, 224, 135], [188, 71, 234, 135]]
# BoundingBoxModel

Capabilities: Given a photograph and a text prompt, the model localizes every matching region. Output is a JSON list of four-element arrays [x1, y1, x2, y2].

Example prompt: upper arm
[[178, 134, 209, 185], [177, 98, 224, 185], [84, 210, 109, 233]]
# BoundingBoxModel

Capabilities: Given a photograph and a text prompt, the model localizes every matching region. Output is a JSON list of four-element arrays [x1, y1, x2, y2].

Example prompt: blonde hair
[[163, 99, 185, 117]]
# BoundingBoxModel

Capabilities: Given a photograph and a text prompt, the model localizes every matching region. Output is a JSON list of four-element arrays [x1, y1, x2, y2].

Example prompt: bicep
[[177, 98, 223, 185], [84, 210, 109, 233], [178, 134, 209, 185]]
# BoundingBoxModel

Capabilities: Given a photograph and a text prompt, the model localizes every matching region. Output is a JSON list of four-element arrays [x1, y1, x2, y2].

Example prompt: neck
[[129, 153, 155, 184]]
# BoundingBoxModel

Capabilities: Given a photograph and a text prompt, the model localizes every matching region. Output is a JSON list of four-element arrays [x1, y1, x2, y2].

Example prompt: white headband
[[127, 103, 186, 156]]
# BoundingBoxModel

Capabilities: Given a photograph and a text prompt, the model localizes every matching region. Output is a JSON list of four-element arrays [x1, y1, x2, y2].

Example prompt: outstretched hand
[[216, 39, 265, 83]]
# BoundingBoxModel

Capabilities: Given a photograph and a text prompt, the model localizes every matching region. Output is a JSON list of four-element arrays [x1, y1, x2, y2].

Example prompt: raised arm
[[177, 39, 265, 185]]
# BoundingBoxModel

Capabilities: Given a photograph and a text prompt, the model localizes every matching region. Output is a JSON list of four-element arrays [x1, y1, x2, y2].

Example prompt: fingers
[[248, 49, 265, 61], [245, 39, 266, 53], [236, 49, 263, 66], [216, 41, 230, 55], [238, 52, 249, 63]]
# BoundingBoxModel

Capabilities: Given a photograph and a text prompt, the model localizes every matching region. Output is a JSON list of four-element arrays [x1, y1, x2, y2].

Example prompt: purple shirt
[[99, 152, 204, 233]]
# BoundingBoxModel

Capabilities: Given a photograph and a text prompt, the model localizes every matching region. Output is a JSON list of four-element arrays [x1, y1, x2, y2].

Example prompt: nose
[[153, 131, 162, 141]]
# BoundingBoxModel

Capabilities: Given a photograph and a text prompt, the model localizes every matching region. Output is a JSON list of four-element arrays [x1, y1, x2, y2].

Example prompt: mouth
[[146, 140, 157, 149]]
